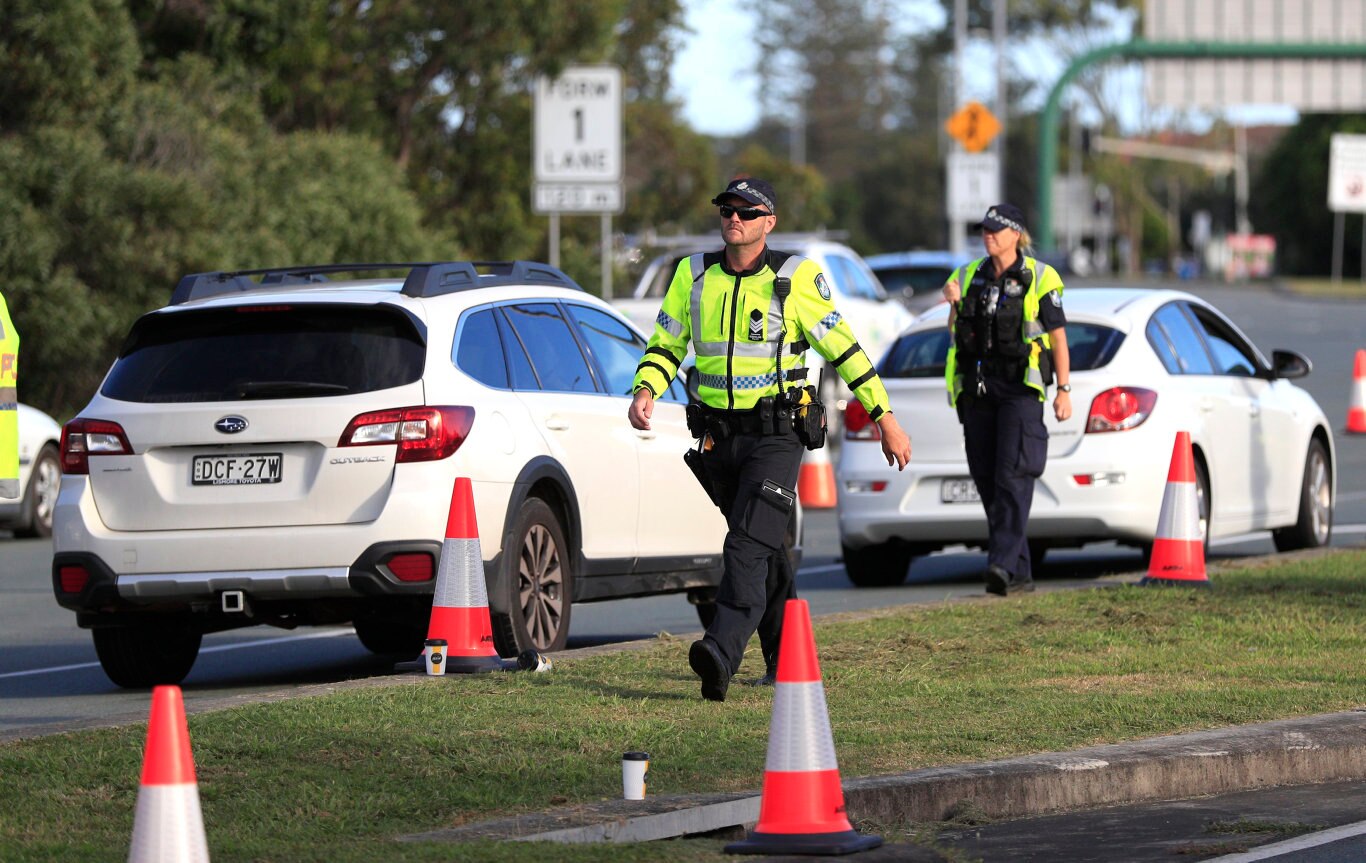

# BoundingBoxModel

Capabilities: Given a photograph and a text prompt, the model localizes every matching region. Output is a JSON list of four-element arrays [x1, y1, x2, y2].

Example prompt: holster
[[789, 385, 827, 450], [685, 402, 707, 439], [683, 446, 719, 507]]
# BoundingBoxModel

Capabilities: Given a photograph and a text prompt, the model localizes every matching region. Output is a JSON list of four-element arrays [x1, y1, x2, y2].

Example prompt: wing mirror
[[1271, 349, 1312, 380]]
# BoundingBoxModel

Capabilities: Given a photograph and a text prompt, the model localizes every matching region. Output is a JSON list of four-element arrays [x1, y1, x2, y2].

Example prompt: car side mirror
[[1271, 349, 1312, 380]]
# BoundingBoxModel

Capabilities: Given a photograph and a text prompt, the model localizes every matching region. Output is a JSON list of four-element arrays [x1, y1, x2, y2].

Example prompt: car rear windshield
[[880, 323, 1125, 378], [101, 304, 426, 402]]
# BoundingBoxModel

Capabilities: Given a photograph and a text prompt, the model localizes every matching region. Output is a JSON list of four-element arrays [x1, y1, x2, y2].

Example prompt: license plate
[[192, 453, 283, 486], [940, 477, 981, 504]]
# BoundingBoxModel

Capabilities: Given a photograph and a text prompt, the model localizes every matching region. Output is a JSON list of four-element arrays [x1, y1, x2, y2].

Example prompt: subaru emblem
[[215, 416, 248, 434]]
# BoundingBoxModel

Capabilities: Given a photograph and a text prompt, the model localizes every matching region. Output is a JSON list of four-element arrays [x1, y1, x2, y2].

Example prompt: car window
[[643, 256, 686, 299], [874, 266, 954, 297], [454, 308, 508, 389], [565, 304, 641, 396], [501, 303, 598, 394], [494, 307, 539, 390], [102, 304, 425, 402], [881, 322, 1124, 379], [1147, 303, 1215, 375], [1186, 304, 1260, 377], [827, 255, 883, 302]]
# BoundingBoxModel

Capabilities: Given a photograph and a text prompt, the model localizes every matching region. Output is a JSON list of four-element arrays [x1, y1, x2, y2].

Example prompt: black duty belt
[[687, 397, 792, 440]]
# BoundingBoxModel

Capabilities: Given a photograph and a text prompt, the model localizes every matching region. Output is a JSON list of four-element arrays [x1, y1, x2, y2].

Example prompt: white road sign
[[534, 66, 622, 183], [533, 182, 623, 214], [1329, 133, 1366, 213], [948, 152, 1000, 222]]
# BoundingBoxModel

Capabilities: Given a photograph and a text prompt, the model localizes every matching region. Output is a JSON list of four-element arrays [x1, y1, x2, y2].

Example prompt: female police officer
[[943, 204, 1071, 596]]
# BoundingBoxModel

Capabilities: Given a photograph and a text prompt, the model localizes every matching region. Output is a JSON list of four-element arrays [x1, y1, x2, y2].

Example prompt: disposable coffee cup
[[622, 751, 649, 800], [424, 639, 447, 676]]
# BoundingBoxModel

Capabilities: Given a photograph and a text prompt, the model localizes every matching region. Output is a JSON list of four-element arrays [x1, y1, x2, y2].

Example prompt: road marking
[[0, 628, 355, 680], [1202, 818, 1366, 861]]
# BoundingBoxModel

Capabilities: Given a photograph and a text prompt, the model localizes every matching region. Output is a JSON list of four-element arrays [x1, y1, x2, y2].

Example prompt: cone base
[[441, 654, 507, 674], [1348, 408, 1366, 434], [725, 828, 883, 856], [1139, 575, 1211, 588]]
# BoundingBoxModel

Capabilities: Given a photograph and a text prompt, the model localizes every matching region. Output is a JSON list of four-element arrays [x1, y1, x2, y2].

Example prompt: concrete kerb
[[405, 709, 1366, 846]]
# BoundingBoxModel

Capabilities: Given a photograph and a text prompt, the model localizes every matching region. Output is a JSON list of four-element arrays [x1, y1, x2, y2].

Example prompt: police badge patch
[[1048, 291, 1062, 306], [815, 273, 831, 300]]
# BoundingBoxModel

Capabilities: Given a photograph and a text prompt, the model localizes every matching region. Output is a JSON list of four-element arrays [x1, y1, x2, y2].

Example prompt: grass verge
[[3, 551, 1365, 862], [1284, 276, 1366, 298]]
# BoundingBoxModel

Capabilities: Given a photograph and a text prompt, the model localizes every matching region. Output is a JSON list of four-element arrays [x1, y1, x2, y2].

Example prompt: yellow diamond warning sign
[[945, 102, 1001, 153]]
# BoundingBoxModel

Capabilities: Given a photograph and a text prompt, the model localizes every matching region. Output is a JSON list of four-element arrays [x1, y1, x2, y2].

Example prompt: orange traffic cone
[[128, 686, 210, 863], [1140, 431, 1210, 588], [725, 599, 882, 855], [797, 445, 837, 509], [426, 476, 504, 673], [1347, 349, 1366, 434]]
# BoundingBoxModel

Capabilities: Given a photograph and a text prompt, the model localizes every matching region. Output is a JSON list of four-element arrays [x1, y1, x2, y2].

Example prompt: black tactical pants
[[960, 384, 1048, 582], [700, 428, 804, 674]]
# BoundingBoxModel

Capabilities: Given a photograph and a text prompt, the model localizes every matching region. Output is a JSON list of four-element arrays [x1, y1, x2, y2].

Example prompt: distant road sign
[[534, 66, 622, 183], [948, 152, 1000, 221], [533, 182, 623, 215], [1329, 133, 1366, 213], [945, 102, 1001, 153]]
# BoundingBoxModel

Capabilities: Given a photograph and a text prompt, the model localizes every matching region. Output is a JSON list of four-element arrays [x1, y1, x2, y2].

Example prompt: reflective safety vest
[[634, 248, 891, 419], [0, 290, 18, 499], [945, 255, 1063, 406]]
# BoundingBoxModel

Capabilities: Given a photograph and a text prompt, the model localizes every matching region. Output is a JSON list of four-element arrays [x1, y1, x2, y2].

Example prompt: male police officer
[[628, 177, 911, 701], [0, 287, 18, 501]]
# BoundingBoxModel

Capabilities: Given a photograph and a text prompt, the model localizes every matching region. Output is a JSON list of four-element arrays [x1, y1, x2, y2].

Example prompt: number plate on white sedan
[[940, 477, 981, 504], [192, 453, 283, 486]]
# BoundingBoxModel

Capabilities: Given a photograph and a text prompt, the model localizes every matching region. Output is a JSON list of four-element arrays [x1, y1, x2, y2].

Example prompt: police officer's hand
[[942, 279, 961, 304], [628, 388, 654, 430], [877, 413, 912, 470], [1053, 391, 1072, 423]]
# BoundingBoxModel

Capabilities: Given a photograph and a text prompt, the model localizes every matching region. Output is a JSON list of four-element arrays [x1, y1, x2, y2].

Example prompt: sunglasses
[[719, 204, 772, 221]]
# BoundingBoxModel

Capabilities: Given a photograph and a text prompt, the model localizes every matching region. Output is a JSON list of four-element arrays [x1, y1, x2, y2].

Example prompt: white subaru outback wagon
[[52, 261, 727, 687]]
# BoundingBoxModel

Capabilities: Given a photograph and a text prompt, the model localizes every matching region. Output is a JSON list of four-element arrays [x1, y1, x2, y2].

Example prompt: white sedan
[[836, 288, 1335, 586], [0, 403, 62, 538]]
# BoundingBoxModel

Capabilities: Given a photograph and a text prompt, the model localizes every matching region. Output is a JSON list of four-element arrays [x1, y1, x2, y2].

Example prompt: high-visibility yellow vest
[[0, 290, 18, 500], [634, 248, 892, 419], [945, 255, 1063, 406]]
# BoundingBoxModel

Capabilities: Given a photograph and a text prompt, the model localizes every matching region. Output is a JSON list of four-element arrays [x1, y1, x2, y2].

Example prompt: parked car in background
[[0, 403, 62, 538], [615, 235, 915, 414], [864, 249, 973, 315], [52, 261, 736, 687], [837, 288, 1335, 586]]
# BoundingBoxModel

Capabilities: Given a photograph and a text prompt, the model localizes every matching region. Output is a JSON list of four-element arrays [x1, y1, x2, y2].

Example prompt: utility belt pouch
[[685, 402, 707, 439], [743, 479, 796, 549], [757, 396, 775, 431], [683, 447, 720, 507], [793, 385, 827, 450]]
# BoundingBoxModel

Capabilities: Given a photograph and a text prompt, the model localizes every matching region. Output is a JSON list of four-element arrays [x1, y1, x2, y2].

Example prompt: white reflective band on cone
[[1155, 483, 1202, 542], [765, 681, 840, 772], [128, 785, 209, 863], [433, 538, 487, 608]]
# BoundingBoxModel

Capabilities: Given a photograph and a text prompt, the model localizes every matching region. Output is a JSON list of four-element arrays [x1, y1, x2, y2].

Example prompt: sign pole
[[601, 213, 612, 299], [549, 213, 560, 269]]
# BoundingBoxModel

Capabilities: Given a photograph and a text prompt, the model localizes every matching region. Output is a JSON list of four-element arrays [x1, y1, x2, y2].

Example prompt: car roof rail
[[169, 261, 581, 305]]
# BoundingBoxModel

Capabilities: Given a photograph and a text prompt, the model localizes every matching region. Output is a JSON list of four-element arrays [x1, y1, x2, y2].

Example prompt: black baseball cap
[[711, 177, 776, 213], [976, 203, 1026, 233]]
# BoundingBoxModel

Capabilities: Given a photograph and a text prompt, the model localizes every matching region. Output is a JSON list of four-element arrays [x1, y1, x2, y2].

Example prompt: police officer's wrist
[[1057, 384, 1071, 393]]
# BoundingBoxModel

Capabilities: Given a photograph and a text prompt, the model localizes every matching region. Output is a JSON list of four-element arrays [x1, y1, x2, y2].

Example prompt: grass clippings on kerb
[[2, 551, 1364, 862]]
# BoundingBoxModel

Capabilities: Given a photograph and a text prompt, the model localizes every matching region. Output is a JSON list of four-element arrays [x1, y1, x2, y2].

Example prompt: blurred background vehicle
[[864, 249, 974, 315], [615, 234, 915, 420], [0, 403, 62, 538], [836, 287, 1335, 587]]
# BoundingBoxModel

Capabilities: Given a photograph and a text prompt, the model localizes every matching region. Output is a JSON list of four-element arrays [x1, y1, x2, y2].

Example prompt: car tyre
[[16, 444, 60, 538], [491, 497, 572, 657], [92, 619, 202, 688], [353, 616, 425, 658], [842, 540, 914, 587], [1272, 439, 1332, 552]]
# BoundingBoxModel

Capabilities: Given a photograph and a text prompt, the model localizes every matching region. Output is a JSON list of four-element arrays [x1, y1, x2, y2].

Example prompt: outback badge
[[214, 415, 248, 434]]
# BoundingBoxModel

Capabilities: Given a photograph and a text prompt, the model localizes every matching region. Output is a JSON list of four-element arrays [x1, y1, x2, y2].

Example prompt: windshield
[[101, 304, 426, 402], [880, 322, 1126, 379]]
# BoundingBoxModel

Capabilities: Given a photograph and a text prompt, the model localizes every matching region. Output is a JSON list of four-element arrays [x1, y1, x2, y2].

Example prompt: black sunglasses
[[719, 204, 772, 221]]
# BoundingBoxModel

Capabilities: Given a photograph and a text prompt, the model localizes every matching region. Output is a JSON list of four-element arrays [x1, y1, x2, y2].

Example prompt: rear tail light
[[384, 552, 434, 582], [843, 400, 881, 441], [60, 419, 134, 474], [58, 565, 91, 594], [339, 406, 475, 462], [1085, 387, 1157, 433]]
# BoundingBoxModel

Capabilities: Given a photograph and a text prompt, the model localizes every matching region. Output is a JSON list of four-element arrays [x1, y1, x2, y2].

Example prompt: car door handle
[[635, 430, 657, 440], [1248, 403, 1261, 418], [545, 416, 570, 431], [1199, 398, 1216, 413]]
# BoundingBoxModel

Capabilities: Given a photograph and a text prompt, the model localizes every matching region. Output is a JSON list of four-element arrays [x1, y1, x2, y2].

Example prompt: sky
[[669, 0, 1299, 138]]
